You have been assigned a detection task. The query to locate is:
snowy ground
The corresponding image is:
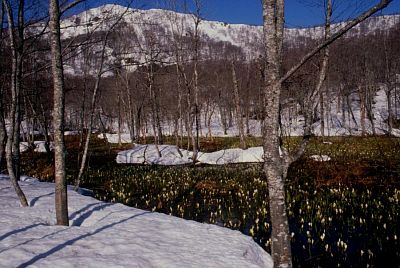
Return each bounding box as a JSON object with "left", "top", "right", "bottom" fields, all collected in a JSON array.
[
  {"left": 117, "top": 144, "right": 331, "bottom": 165},
  {"left": 98, "top": 88, "right": 400, "bottom": 142},
  {"left": 116, "top": 144, "right": 193, "bottom": 165},
  {"left": 0, "top": 176, "right": 272, "bottom": 268}
]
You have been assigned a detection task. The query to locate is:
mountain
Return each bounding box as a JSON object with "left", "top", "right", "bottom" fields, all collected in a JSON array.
[
  {"left": 57, "top": 5, "right": 400, "bottom": 138},
  {"left": 60, "top": 4, "right": 400, "bottom": 57}
]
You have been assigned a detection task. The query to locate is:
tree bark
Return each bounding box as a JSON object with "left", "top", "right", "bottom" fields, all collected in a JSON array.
[
  {"left": 262, "top": 1, "right": 292, "bottom": 267},
  {"left": 231, "top": 61, "right": 246, "bottom": 149},
  {"left": 0, "top": 2, "right": 6, "bottom": 166},
  {"left": 3, "top": 0, "right": 28, "bottom": 207},
  {"left": 49, "top": 0, "right": 68, "bottom": 226},
  {"left": 261, "top": 0, "right": 390, "bottom": 266},
  {"left": 358, "top": 86, "right": 366, "bottom": 136}
]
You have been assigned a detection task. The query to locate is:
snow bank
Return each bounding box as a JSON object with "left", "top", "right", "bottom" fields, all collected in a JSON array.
[
  {"left": 98, "top": 133, "right": 133, "bottom": 143},
  {"left": 116, "top": 145, "right": 265, "bottom": 165},
  {"left": 198, "top": 147, "right": 264, "bottom": 165},
  {"left": 118, "top": 145, "right": 333, "bottom": 165},
  {"left": 117, "top": 144, "right": 193, "bottom": 165},
  {"left": 0, "top": 177, "right": 272, "bottom": 268},
  {"left": 20, "top": 141, "right": 53, "bottom": 153}
]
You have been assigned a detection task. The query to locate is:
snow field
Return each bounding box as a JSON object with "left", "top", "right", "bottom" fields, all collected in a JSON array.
[{"left": 0, "top": 176, "right": 272, "bottom": 267}]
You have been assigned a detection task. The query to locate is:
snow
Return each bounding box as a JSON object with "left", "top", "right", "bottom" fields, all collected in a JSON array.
[
  {"left": 0, "top": 176, "right": 272, "bottom": 268},
  {"left": 64, "top": 131, "right": 80, "bottom": 136},
  {"left": 57, "top": 4, "right": 400, "bottom": 75},
  {"left": 117, "top": 145, "right": 272, "bottom": 165},
  {"left": 95, "top": 87, "right": 400, "bottom": 141},
  {"left": 310, "top": 155, "right": 331, "bottom": 162},
  {"left": 117, "top": 145, "right": 333, "bottom": 165},
  {"left": 198, "top": 147, "right": 264, "bottom": 165},
  {"left": 97, "top": 133, "right": 133, "bottom": 144},
  {"left": 116, "top": 145, "right": 267, "bottom": 165},
  {"left": 117, "top": 144, "right": 193, "bottom": 165},
  {"left": 20, "top": 141, "right": 53, "bottom": 153}
]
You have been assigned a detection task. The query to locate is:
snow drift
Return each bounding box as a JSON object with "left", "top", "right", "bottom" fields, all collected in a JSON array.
[
  {"left": 117, "top": 144, "right": 193, "bottom": 165},
  {"left": 0, "top": 176, "right": 272, "bottom": 268},
  {"left": 116, "top": 144, "right": 331, "bottom": 165}
]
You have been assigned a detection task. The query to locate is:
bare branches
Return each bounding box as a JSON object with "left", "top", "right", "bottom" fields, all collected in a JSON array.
[
  {"left": 279, "top": 0, "right": 393, "bottom": 85},
  {"left": 60, "top": 0, "right": 83, "bottom": 15}
]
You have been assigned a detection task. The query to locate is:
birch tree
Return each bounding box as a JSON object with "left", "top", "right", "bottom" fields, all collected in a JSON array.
[
  {"left": 3, "top": 0, "right": 28, "bottom": 207},
  {"left": 231, "top": 61, "right": 247, "bottom": 149},
  {"left": 49, "top": 0, "right": 68, "bottom": 225},
  {"left": 74, "top": 5, "right": 130, "bottom": 190},
  {"left": 261, "top": 0, "right": 392, "bottom": 266},
  {"left": 0, "top": 1, "right": 6, "bottom": 167}
]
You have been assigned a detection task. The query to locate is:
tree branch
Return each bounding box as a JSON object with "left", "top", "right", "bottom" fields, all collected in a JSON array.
[
  {"left": 279, "top": 0, "right": 393, "bottom": 85},
  {"left": 60, "top": 0, "right": 83, "bottom": 15}
]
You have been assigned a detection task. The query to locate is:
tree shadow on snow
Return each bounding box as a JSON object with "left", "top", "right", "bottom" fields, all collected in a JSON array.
[
  {"left": 17, "top": 211, "right": 151, "bottom": 267},
  {"left": 70, "top": 202, "right": 114, "bottom": 226},
  {"left": 0, "top": 223, "right": 46, "bottom": 241},
  {"left": 29, "top": 192, "right": 54, "bottom": 206}
]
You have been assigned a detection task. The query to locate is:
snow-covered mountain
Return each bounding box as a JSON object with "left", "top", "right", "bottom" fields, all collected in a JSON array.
[{"left": 60, "top": 4, "right": 400, "bottom": 72}]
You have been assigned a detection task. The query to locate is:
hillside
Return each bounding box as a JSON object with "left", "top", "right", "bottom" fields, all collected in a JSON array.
[{"left": 60, "top": 4, "right": 400, "bottom": 70}]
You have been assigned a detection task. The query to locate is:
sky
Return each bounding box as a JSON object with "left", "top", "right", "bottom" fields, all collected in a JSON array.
[{"left": 81, "top": 0, "right": 400, "bottom": 27}]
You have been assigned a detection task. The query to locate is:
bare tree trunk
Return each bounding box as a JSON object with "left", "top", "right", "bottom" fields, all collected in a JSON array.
[
  {"left": 386, "top": 85, "right": 393, "bottom": 134},
  {"left": 191, "top": 1, "right": 201, "bottom": 163},
  {"left": 117, "top": 86, "right": 122, "bottom": 146},
  {"left": 49, "top": 0, "right": 68, "bottom": 226},
  {"left": 366, "top": 85, "right": 377, "bottom": 135},
  {"left": 383, "top": 36, "right": 394, "bottom": 135},
  {"left": 358, "top": 86, "right": 366, "bottom": 136},
  {"left": 320, "top": 91, "right": 325, "bottom": 137},
  {"left": 262, "top": 1, "right": 292, "bottom": 266},
  {"left": 125, "top": 75, "right": 135, "bottom": 143},
  {"left": 231, "top": 61, "right": 246, "bottom": 149},
  {"left": 341, "top": 89, "right": 347, "bottom": 127},
  {"left": 75, "top": 30, "right": 111, "bottom": 190},
  {"left": 155, "top": 89, "right": 163, "bottom": 144},
  {"left": 0, "top": 1, "right": 5, "bottom": 167},
  {"left": 3, "top": 0, "right": 28, "bottom": 207},
  {"left": 0, "top": 89, "right": 6, "bottom": 166},
  {"left": 79, "top": 60, "right": 88, "bottom": 149},
  {"left": 135, "top": 105, "right": 142, "bottom": 141},
  {"left": 346, "top": 94, "right": 358, "bottom": 131},
  {"left": 261, "top": 0, "right": 390, "bottom": 267}
]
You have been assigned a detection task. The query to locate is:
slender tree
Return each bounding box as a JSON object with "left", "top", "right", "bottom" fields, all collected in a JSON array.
[
  {"left": 0, "top": 1, "right": 7, "bottom": 167},
  {"left": 3, "top": 0, "right": 28, "bottom": 207},
  {"left": 49, "top": 0, "right": 68, "bottom": 226},
  {"left": 261, "top": 0, "right": 392, "bottom": 266},
  {"left": 75, "top": 6, "right": 129, "bottom": 190},
  {"left": 231, "top": 61, "right": 247, "bottom": 149}
]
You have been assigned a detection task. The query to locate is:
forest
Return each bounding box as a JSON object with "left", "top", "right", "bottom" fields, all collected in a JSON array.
[{"left": 0, "top": 0, "right": 399, "bottom": 267}]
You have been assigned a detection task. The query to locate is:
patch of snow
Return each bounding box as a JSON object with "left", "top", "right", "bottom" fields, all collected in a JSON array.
[
  {"left": 98, "top": 133, "right": 133, "bottom": 144},
  {"left": 0, "top": 177, "right": 272, "bottom": 268},
  {"left": 19, "top": 175, "right": 40, "bottom": 183},
  {"left": 117, "top": 144, "right": 193, "bottom": 165},
  {"left": 118, "top": 145, "right": 266, "bottom": 165},
  {"left": 198, "top": 147, "right": 264, "bottom": 165},
  {"left": 20, "top": 141, "right": 53, "bottom": 153},
  {"left": 310, "top": 155, "right": 331, "bottom": 162},
  {"left": 65, "top": 130, "right": 79, "bottom": 136}
]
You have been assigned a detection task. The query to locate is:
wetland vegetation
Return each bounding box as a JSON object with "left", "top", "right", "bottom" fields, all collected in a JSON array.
[{"left": 20, "top": 135, "right": 400, "bottom": 267}]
